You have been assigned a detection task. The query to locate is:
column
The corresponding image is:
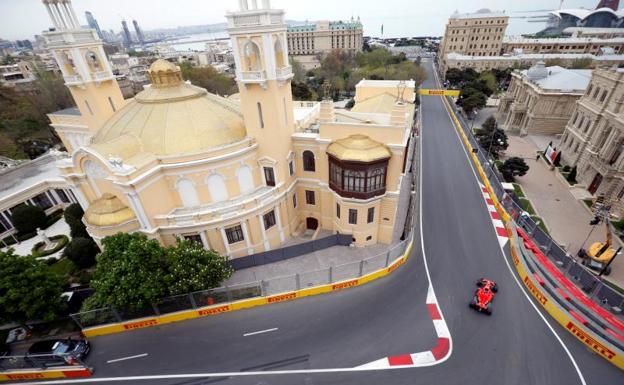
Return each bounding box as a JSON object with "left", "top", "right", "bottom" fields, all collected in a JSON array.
[
  {"left": 59, "top": 2, "right": 74, "bottom": 29},
  {"left": 51, "top": 3, "right": 67, "bottom": 29},
  {"left": 251, "top": 0, "right": 258, "bottom": 9},
  {"left": 257, "top": 214, "right": 270, "bottom": 251},
  {"left": 274, "top": 203, "right": 285, "bottom": 242},
  {"left": 50, "top": 189, "right": 63, "bottom": 205},
  {"left": 0, "top": 211, "right": 13, "bottom": 228},
  {"left": 199, "top": 231, "right": 210, "bottom": 250},
  {"left": 262, "top": 0, "right": 271, "bottom": 8},
  {"left": 239, "top": 0, "right": 248, "bottom": 10},
  {"left": 66, "top": 1, "right": 81, "bottom": 28},
  {"left": 240, "top": 220, "right": 254, "bottom": 254},
  {"left": 44, "top": 3, "right": 60, "bottom": 29},
  {"left": 45, "top": 191, "right": 58, "bottom": 206},
  {"left": 219, "top": 227, "right": 231, "bottom": 256},
  {"left": 125, "top": 192, "right": 152, "bottom": 230}
]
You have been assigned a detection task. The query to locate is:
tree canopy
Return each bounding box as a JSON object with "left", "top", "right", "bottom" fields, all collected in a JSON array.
[
  {"left": 499, "top": 157, "right": 530, "bottom": 182},
  {"left": 10, "top": 204, "right": 47, "bottom": 235},
  {"left": 179, "top": 62, "right": 238, "bottom": 96},
  {"left": 0, "top": 250, "right": 66, "bottom": 323},
  {"left": 475, "top": 116, "right": 509, "bottom": 159}
]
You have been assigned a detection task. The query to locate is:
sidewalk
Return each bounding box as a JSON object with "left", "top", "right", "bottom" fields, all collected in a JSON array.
[{"left": 503, "top": 135, "right": 624, "bottom": 288}]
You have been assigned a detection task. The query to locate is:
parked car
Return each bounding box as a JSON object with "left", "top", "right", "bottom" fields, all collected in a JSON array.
[{"left": 26, "top": 338, "right": 90, "bottom": 366}]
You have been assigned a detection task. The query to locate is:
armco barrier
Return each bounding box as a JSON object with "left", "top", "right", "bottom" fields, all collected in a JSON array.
[
  {"left": 438, "top": 92, "right": 624, "bottom": 369},
  {"left": 0, "top": 367, "right": 91, "bottom": 382},
  {"left": 80, "top": 238, "right": 414, "bottom": 338}
]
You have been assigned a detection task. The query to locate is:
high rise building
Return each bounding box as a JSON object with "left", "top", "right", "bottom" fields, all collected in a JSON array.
[
  {"left": 437, "top": 9, "right": 509, "bottom": 72},
  {"left": 133, "top": 19, "right": 145, "bottom": 45},
  {"left": 121, "top": 20, "right": 133, "bottom": 46},
  {"left": 85, "top": 11, "right": 103, "bottom": 40}
]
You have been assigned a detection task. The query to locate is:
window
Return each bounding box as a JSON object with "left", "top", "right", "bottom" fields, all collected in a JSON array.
[
  {"left": 182, "top": 234, "right": 203, "bottom": 246},
  {"left": 348, "top": 209, "right": 357, "bottom": 224},
  {"left": 336, "top": 203, "right": 341, "bottom": 218},
  {"left": 292, "top": 193, "right": 297, "bottom": 208},
  {"left": 0, "top": 213, "right": 11, "bottom": 233},
  {"left": 263, "top": 210, "right": 276, "bottom": 229},
  {"left": 600, "top": 90, "right": 608, "bottom": 103},
  {"left": 303, "top": 150, "right": 316, "bottom": 171},
  {"left": 257, "top": 102, "right": 264, "bottom": 128},
  {"left": 225, "top": 225, "right": 244, "bottom": 244},
  {"left": 108, "top": 96, "right": 116, "bottom": 112},
  {"left": 207, "top": 174, "right": 228, "bottom": 202},
  {"left": 367, "top": 207, "right": 375, "bottom": 223},
  {"left": 305, "top": 190, "right": 315, "bottom": 205},
  {"left": 177, "top": 178, "right": 200, "bottom": 207},
  {"left": 32, "top": 193, "right": 53, "bottom": 210},
  {"left": 289, "top": 160, "right": 294, "bottom": 176},
  {"left": 263, "top": 167, "right": 275, "bottom": 186},
  {"left": 55, "top": 189, "right": 70, "bottom": 203}
]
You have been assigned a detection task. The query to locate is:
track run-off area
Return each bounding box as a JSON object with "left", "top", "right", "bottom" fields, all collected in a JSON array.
[{"left": 12, "top": 60, "right": 623, "bottom": 385}]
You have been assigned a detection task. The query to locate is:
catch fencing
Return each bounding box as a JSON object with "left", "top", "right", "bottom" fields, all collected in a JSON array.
[{"left": 451, "top": 100, "right": 624, "bottom": 315}]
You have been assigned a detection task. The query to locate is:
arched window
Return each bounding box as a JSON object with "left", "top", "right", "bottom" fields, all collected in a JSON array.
[
  {"left": 243, "top": 41, "right": 262, "bottom": 72},
  {"left": 274, "top": 38, "right": 286, "bottom": 68},
  {"left": 207, "top": 174, "right": 228, "bottom": 202},
  {"left": 85, "top": 50, "right": 101, "bottom": 72},
  {"left": 177, "top": 179, "right": 200, "bottom": 208},
  {"left": 237, "top": 165, "right": 254, "bottom": 194},
  {"left": 303, "top": 150, "right": 315, "bottom": 172}
]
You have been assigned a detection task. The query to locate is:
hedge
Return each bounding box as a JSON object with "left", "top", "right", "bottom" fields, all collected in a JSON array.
[{"left": 31, "top": 234, "right": 69, "bottom": 258}]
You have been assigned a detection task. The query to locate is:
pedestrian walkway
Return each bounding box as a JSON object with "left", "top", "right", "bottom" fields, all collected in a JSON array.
[{"left": 503, "top": 135, "right": 624, "bottom": 288}]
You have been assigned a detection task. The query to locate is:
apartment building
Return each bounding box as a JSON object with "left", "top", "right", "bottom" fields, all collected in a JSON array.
[
  {"left": 287, "top": 18, "right": 363, "bottom": 69},
  {"left": 558, "top": 67, "right": 624, "bottom": 217},
  {"left": 437, "top": 9, "right": 509, "bottom": 72}
]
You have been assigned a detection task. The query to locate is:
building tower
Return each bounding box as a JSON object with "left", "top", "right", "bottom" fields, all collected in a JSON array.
[
  {"left": 121, "top": 19, "right": 133, "bottom": 46},
  {"left": 133, "top": 19, "right": 145, "bottom": 45},
  {"left": 41, "top": 0, "right": 126, "bottom": 138},
  {"left": 85, "top": 11, "right": 103, "bottom": 40},
  {"left": 226, "top": 0, "right": 295, "bottom": 183}
]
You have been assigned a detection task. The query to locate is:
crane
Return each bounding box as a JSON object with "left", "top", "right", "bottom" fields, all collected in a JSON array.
[{"left": 578, "top": 203, "right": 621, "bottom": 276}]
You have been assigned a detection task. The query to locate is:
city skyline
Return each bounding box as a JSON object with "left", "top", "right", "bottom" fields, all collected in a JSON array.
[{"left": 0, "top": 0, "right": 601, "bottom": 41}]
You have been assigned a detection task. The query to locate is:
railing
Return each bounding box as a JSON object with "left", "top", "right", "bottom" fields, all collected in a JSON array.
[
  {"left": 239, "top": 70, "right": 266, "bottom": 82},
  {"left": 450, "top": 99, "right": 624, "bottom": 316},
  {"left": 70, "top": 234, "right": 414, "bottom": 330},
  {"left": 226, "top": 11, "right": 284, "bottom": 28},
  {"left": 62, "top": 74, "right": 82, "bottom": 85},
  {"left": 276, "top": 66, "right": 293, "bottom": 79},
  {"left": 92, "top": 70, "right": 112, "bottom": 81},
  {"left": 0, "top": 353, "right": 88, "bottom": 372}
]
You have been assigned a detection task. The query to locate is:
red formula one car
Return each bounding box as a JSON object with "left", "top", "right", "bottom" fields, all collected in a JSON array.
[{"left": 469, "top": 278, "right": 498, "bottom": 315}]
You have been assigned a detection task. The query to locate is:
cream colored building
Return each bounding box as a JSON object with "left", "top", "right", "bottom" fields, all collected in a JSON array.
[
  {"left": 437, "top": 9, "right": 509, "bottom": 72},
  {"left": 440, "top": 51, "right": 624, "bottom": 74},
  {"left": 497, "top": 62, "right": 591, "bottom": 135},
  {"left": 287, "top": 18, "right": 363, "bottom": 70},
  {"left": 558, "top": 67, "right": 624, "bottom": 218},
  {"left": 43, "top": 0, "right": 415, "bottom": 259},
  {"left": 501, "top": 36, "right": 624, "bottom": 55}
]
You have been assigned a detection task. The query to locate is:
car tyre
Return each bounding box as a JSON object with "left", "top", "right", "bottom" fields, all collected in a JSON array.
[{"left": 492, "top": 284, "right": 498, "bottom": 293}]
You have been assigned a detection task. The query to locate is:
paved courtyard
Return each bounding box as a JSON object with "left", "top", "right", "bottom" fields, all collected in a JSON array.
[
  {"left": 0, "top": 219, "right": 70, "bottom": 259},
  {"left": 503, "top": 135, "right": 624, "bottom": 288}
]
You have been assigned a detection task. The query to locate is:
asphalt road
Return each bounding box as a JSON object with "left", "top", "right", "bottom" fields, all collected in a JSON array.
[{"left": 27, "top": 60, "right": 622, "bottom": 385}]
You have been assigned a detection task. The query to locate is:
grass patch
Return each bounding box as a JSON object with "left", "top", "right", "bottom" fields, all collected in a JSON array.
[
  {"left": 512, "top": 183, "right": 525, "bottom": 198},
  {"left": 613, "top": 219, "right": 624, "bottom": 233},
  {"left": 49, "top": 257, "right": 76, "bottom": 277},
  {"left": 520, "top": 198, "right": 536, "bottom": 216},
  {"left": 530, "top": 215, "right": 550, "bottom": 235}
]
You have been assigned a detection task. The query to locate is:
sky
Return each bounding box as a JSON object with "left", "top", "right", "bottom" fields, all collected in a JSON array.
[{"left": 0, "top": 0, "right": 605, "bottom": 41}]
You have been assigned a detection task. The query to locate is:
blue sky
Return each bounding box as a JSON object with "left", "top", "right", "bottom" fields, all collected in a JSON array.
[{"left": 0, "top": 0, "right": 604, "bottom": 40}]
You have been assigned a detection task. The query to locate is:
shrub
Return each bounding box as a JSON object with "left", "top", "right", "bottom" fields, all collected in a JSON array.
[
  {"left": 10, "top": 205, "right": 47, "bottom": 235},
  {"left": 498, "top": 157, "right": 530, "bottom": 182},
  {"left": 566, "top": 166, "right": 577, "bottom": 184},
  {"left": 64, "top": 204, "right": 90, "bottom": 239},
  {"left": 42, "top": 209, "right": 64, "bottom": 229},
  {"left": 345, "top": 98, "right": 355, "bottom": 109},
  {"left": 31, "top": 235, "right": 69, "bottom": 258},
  {"left": 63, "top": 237, "right": 99, "bottom": 269},
  {"left": 562, "top": 165, "right": 571, "bottom": 173},
  {"left": 16, "top": 232, "right": 37, "bottom": 242}
]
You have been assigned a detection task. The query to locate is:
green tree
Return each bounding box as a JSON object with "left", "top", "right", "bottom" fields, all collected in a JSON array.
[
  {"left": 64, "top": 203, "right": 90, "bottom": 239},
  {"left": 457, "top": 88, "right": 487, "bottom": 115},
  {"left": 499, "top": 157, "right": 530, "bottom": 182},
  {"left": 10, "top": 204, "right": 47, "bottom": 235},
  {"left": 478, "top": 71, "right": 497, "bottom": 95},
  {"left": 63, "top": 237, "right": 100, "bottom": 269},
  {"left": 289, "top": 57, "right": 306, "bottom": 83},
  {"left": 445, "top": 68, "right": 464, "bottom": 86},
  {"left": 0, "top": 250, "right": 66, "bottom": 323},
  {"left": 179, "top": 62, "right": 238, "bottom": 96},
  {"left": 164, "top": 239, "right": 232, "bottom": 296},
  {"left": 87, "top": 233, "right": 167, "bottom": 312},
  {"left": 476, "top": 118, "right": 508, "bottom": 159},
  {"left": 291, "top": 81, "right": 316, "bottom": 100}
]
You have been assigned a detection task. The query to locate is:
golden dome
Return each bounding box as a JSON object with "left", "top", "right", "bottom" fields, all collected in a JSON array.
[
  {"left": 91, "top": 76, "right": 246, "bottom": 160},
  {"left": 148, "top": 59, "right": 183, "bottom": 88},
  {"left": 84, "top": 193, "right": 137, "bottom": 227},
  {"left": 149, "top": 59, "right": 178, "bottom": 73},
  {"left": 326, "top": 134, "right": 392, "bottom": 162}
]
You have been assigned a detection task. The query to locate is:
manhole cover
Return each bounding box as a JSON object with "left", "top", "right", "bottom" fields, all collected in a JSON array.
[{"left": 555, "top": 198, "right": 560, "bottom": 202}]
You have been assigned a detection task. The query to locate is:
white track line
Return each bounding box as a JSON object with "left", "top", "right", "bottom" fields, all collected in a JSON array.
[
  {"left": 106, "top": 353, "right": 148, "bottom": 364},
  {"left": 243, "top": 327, "right": 278, "bottom": 337},
  {"left": 433, "top": 67, "right": 586, "bottom": 385}
]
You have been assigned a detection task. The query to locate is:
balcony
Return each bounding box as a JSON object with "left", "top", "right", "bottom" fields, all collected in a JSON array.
[
  {"left": 92, "top": 70, "right": 114, "bottom": 82},
  {"left": 276, "top": 66, "right": 293, "bottom": 80},
  {"left": 238, "top": 70, "right": 267, "bottom": 84},
  {"left": 63, "top": 74, "right": 83, "bottom": 86},
  {"left": 226, "top": 9, "right": 285, "bottom": 28}
]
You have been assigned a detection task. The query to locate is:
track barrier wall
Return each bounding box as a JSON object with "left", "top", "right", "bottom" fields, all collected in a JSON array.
[
  {"left": 439, "top": 91, "right": 624, "bottom": 370},
  {"left": 0, "top": 367, "right": 91, "bottom": 382}
]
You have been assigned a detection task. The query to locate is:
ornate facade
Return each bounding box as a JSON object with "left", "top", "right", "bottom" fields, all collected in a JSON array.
[
  {"left": 43, "top": 0, "right": 415, "bottom": 259},
  {"left": 497, "top": 62, "right": 591, "bottom": 135},
  {"left": 559, "top": 67, "right": 624, "bottom": 218}
]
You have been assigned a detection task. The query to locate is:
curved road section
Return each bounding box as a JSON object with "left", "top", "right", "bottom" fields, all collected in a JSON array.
[{"left": 16, "top": 61, "right": 623, "bottom": 385}]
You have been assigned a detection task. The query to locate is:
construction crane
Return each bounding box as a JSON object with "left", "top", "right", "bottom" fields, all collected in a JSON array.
[{"left": 578, "top": 202, "right": 621, "bottom": 276}]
